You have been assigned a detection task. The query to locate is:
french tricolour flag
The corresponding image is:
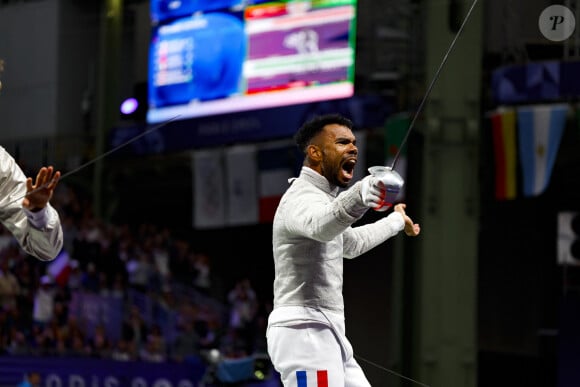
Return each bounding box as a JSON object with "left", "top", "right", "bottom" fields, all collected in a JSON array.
[
  {"left": 257, "top": 144, "right": 297, "bottom": 223},
  {"left": 47, "top": 250, "right": 71, "bottom": 287},
  {"left": 296, "top": 370, "right": 328, "bottom": 387}
]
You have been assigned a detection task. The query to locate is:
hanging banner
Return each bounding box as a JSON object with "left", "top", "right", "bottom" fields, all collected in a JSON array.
[
  {"left": 517, "top": 103, "right": 568, "bottom": 197},
  {"left": 225, "top": 144, "right": 259, "bottom": 226},
  {"left": 193, "top": 149, "right": 226, "bottom": 229},
  {"left": 489, "top": 108, "right": 518, "bottom": 200}
]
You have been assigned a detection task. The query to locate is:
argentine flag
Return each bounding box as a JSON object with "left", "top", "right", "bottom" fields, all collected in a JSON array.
[{"left": 517, "top": 103, "right": 568, "bottom": 197}]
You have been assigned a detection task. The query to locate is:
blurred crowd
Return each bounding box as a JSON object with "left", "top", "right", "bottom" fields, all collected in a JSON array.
[{"left": 0, "top": 180, "right": 271, "bottom": 364}]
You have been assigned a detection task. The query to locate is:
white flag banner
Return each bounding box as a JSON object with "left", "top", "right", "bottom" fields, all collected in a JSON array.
[
  {"left": 225, "top": 144, "right": 258, "bottom": 225},
  {"left": 192, "top": 149, "right": 226, "bottom": 229}
]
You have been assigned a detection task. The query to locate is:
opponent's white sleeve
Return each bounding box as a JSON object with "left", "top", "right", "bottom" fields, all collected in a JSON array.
[{"left": 0, "top": 147, "right": 63, "bottom": 261}]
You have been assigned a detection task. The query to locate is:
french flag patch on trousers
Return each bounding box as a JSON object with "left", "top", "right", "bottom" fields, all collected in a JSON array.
[{"left": 296, "top": 370, "right": 328, "bottom": 387}]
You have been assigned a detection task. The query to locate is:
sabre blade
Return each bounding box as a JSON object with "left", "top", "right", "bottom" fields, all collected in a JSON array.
[
  {"left": 390, "top": 0, "right": 479, "bottom": 170},
  {"left": 7, "top": 115, "right": 180, "bottom": 206},
  {"left": 368, "top": 0, "right": 479, "bottom": 213}
]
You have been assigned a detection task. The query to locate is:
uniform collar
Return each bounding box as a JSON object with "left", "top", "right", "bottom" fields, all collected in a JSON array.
[{"left": 299, "top": 166, "right": 339, "bottom": 196}]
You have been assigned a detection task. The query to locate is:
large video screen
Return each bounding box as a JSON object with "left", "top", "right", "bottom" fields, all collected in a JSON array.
[{"left": 147, "top": 0, "right": 358, "bottom": 124}]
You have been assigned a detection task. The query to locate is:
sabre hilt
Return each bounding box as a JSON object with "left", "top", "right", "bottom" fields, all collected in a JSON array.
[{"left": 368, "top": 166, "right": 404, "bottom": 212}]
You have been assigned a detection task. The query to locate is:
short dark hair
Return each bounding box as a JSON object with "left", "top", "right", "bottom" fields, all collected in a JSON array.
[{"left": 294, "top": 114, "right": 353, "bottom": 153}]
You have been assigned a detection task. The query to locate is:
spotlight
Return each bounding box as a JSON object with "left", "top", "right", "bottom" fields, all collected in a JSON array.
[
  {"left": 119, "top": 82, "right": 148, "bottom": 122},
  {"left": 120, "top": 97, "right": 139, "bottom": 115}
]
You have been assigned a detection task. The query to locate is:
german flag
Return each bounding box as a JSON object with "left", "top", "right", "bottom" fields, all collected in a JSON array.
[{"left": 490, "top": 108, "right": 518, "bottom": 200}]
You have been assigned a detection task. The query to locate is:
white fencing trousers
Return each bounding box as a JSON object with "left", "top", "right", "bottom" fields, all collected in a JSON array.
[{"left": 267, "top": 321, "right": 371, "bottom": 387}]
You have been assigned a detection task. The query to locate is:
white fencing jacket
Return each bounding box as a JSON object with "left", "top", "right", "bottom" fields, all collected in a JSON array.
[
  {"left": 269, "top": 166, "right": 404, "bottom": 331},
  {"left": 0, "top": 146, "right": 63, "bottom": 261}
]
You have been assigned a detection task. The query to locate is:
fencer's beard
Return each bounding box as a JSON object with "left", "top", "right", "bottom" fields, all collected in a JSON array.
[{"left": 321, "top": 157, "right": 348, "bottom": 188}]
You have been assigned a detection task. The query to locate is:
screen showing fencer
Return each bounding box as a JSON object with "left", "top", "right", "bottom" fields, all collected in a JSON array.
[{"left": 147, "top": 0, "right": 358, "bottom": 124}]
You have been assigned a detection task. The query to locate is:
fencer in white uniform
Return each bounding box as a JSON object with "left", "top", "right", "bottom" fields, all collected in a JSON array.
[
  {"left": 0, "top": 146, "right": 63, "bottom": 261},
  {"left": 267, "top": 114, "right": 420, "bottom": 387}
]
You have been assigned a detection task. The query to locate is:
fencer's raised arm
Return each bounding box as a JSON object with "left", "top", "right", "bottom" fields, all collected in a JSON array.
[{"left": 0, "top": 146, "right": 63, "bottom": 261}]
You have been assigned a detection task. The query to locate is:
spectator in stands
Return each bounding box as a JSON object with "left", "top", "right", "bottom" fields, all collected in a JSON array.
[
  {"left": 140, "top": 324, "right": 166, "bottom": 363},
  {"left": 32, "top": 275, "right": 56, "bottom": 328},
  {"left": 156, "top": 284, "right": 176, "bottom": 312},
  {"left": 0, "top": 259, "right": 20, "bottom": 312},
  {"left": 151, "top": 229, "right": 171, "bottom": 284},
  {"left": 17, "top": 371, "right": 41, "bottom": 387},
  {"left": 30, "top": 323, "right": 56, "bottom": 356},
  {"left": 59, "top": 314, "right": 83, "bottom": 350},
  {"left": 68, "top": 329, "right": 90, "bottom": 357},
  {"left": 227, "top": 278, "right": 258, "bottom": 354},
  {"left": 110, "top": 338, "right": 134, "bottom": 361},
  {"left": 170, "top": 320, "right": 201, "bottom": 363},
  {"left": 97, "top": 271, "right": 111, "bottom": 297},
  {"left": 0, "top": 225, "right": 13, "bottom": 252},
  {"left": 54, "top": 331, "right": 68, "bottom": 357},
  {"left": 146, "top": 323, "right": 166, "bottom": 356},
  {"left": 250, "top": 300, "right": 271, "bottom": 354},
  {"left": 6, "top": 326, "right": 29, "bottom": 355},
  {"left": 81, "top": 262, "right": 100, "bottom": 293},
  {"left": 0, "top": 146, "right": 63, "bottom": 261},
  {"left": 219, "top": 326, "right": 249, "bottom": 359},
  {"left": 73, "top": 217, "right": 103, "bottom": 263},
  {"left": 87, "top": 324, "right": 112, "bottom": 358},
  {"left": 109, "top": 272, "right": 127, "bottom": 299},
  {"left": 192, "top": 252, "right": 212, "bottom": 295},
  {"left": 60, "top": 213, "right": 78, "bottom": 255},
  {"left": 121, "top": 305, "right": 149, "bottom": 352},
  {"left": 52, "top": 294, "right": 69, "bottom": 328},
  {"left": 198, "top": 313, "right": 222, "bottom": 350},
  {"left": 126, "top": 252, "right": 152, "bottom": 293},
  {"left": 66, "top": 259, "right": 82, "bottom": 291},
  {"left": 140, "top": 338, "right": 166, "bottom": 363},
  {"left": 0, "top": 307, "right": 10, "bottom": 352},
  {"left": 168, "top": 238, "right": 193, "bottom": 285},
  {"left": 175, "top": 299, "right": 199, "bottom": 327},
  {"left": 227, "top": 278, "right": 257, "bottom": 330},
  {"left": 0, "top": 179, "right": 241, "bottom": 364}
]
